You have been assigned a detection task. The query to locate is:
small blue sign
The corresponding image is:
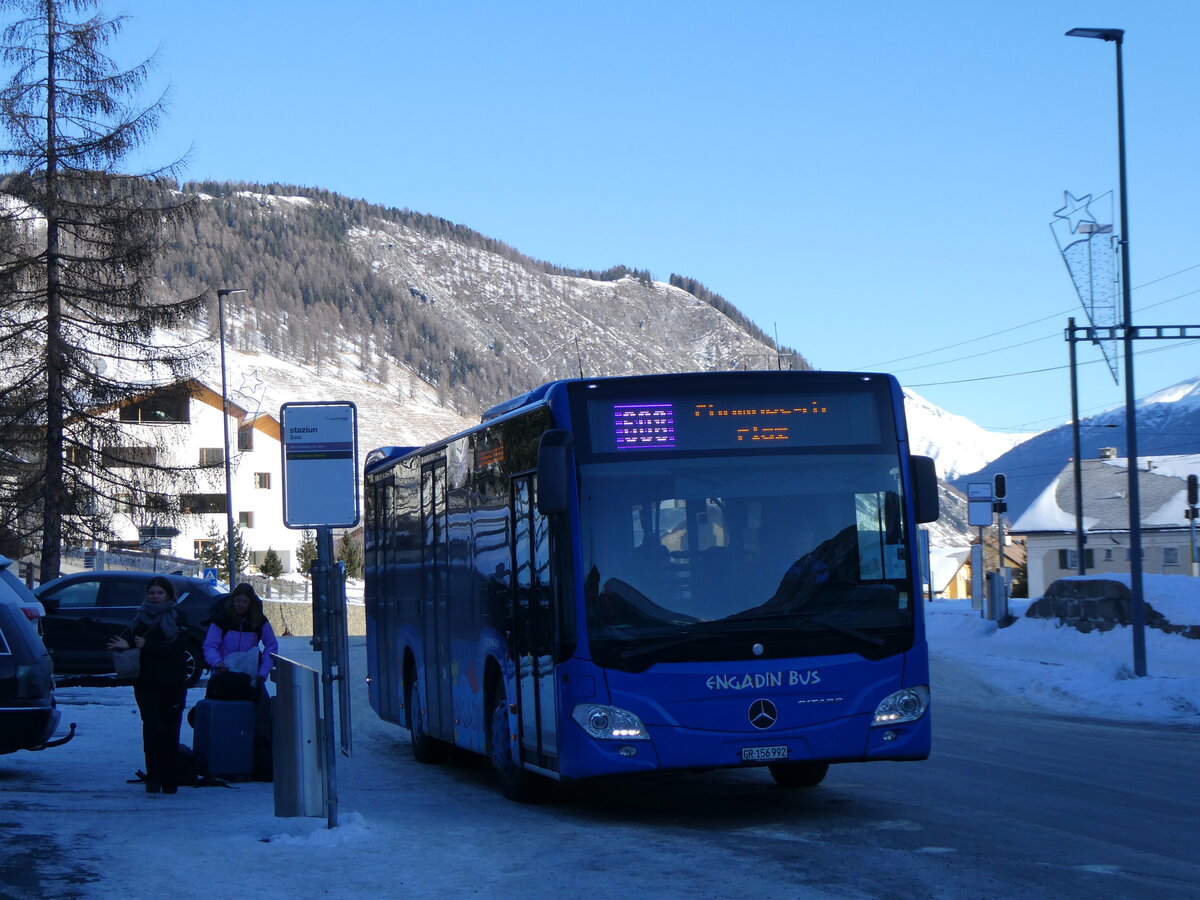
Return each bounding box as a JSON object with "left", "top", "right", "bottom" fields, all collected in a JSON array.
[{"left": 203, "top": 568, "right": 219, "bottom": 585}]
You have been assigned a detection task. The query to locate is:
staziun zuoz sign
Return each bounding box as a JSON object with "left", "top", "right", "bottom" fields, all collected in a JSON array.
[
  {"left": 706, "top": 669, "right": 822, "bottom": 690},
  {"left": 280, "top": 401, "right": 359, "bottom": 529}
]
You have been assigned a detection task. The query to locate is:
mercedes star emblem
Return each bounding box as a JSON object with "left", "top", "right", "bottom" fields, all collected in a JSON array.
[{"left": 748, "top": 698, "right": 778, "bottom": 730}]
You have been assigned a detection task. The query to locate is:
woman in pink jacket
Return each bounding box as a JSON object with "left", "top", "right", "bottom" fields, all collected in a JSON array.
[
  {"left": 203, "top": 582, "right": 279, "bottom": 687},
  {"left": 201, "top": 582, "right": 279, "bottom": 781}
]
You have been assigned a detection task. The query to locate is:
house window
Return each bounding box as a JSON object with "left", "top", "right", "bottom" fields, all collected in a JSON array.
[
  {"left": 179, "top": 493, "right": 227, "bottom": 514},
  {"left": 119, "top": 389, "right": 190, "bottom": 423},
  {"left": 194, "top": 539, "right": 215, "bottom": 559},
  {"left": 101, "top": 446, "right": 157, "bottom": 468},
  {"left": 239, "top": 511, "right": 255, "bottom": 528},
  {"left": 64, "top": 446, "right": 90, "bottom": 466},
  {"left": 1163, "top": 547, "right": 1180, "bottom": 566},
  {"left": 198, "top": 447, "right": 225, "bottom": 467},
  {"left": 254, "top": 472, "right": 271, "bottom": 489},
  {"left": 238, "top": 426, "right": 254, "bottom": 451},
  {"left": 1104, "top": 548, "right": 1114, "bottom": 561},
  {"left": 1057, "top": 549, "right": 1094, "bottom": 570}
]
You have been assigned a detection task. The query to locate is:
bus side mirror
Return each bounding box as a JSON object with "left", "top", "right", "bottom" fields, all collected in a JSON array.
[
  {"left": 537, "top": 429, "right": 574, "bottom": 515},
  {"left": 911, "top": 455, "right": 940, "bottom": 524}
]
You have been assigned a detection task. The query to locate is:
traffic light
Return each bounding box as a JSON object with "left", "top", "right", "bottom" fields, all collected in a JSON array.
[
  {"left": 1188, "top": 474, "right": 1198, "bottom": 507},
  {"left": 993, "top": 473, "right": 1007, "bottom": 501}
]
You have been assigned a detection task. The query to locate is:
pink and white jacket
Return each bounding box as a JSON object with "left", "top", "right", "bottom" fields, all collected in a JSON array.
[{"left": 202, "top": 617, "right": 279, "bottom": 681}]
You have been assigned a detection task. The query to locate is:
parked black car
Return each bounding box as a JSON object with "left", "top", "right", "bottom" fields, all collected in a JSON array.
[
  {"left": 0, "top": 556, "right": 63, "bottom": 754},
  {"left": 34, "top": 570, "right": 227, "bottom": 688}
]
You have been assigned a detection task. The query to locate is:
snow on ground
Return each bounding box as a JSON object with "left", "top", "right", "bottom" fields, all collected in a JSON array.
[
  {"left": 2, "top": 576, "right": 1196, "bottom": 899},
  {"left": 927, "top": 574, "right": 1199, "bottom": 724}
]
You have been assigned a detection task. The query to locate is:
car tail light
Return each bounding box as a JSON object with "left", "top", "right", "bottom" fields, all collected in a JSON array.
[{"left": 16, "top": 664, "right": 51, "bottom": 698}]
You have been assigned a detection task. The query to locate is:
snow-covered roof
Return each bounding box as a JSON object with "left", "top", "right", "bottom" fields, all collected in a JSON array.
[
  {"left": 928, "top": 546, "right": 970, "bottom": 592},
  {"left": 1011, "top": 453, "right": 1200, "bottom": 533}
]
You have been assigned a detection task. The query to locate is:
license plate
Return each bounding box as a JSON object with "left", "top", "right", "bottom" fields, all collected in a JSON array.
[{"left": 741, "top": 745, "right": 788, "bottom": 762}]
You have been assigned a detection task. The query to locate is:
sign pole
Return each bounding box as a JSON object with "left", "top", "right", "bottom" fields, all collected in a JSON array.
[
  {"left": 1191, "top": 510, "right": 1198, "bottom": 577},
  {"left": 966, "top": 482, "right": 994, "bottom": 613},
  {"left": 280, "top": 401, "right": 359, "bottom": 830},
  {"left": 313, "top": 526, "right": 339, "bottom": 829}
]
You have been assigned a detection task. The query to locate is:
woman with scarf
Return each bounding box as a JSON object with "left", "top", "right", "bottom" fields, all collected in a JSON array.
[{"left": 107, "top": 575, "right": 189, "bottom": 794}]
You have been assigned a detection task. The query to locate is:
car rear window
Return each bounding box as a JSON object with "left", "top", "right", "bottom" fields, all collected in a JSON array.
[
  {"left": 0, "top": 605, "right": 41, "bottom": 658},
  {"left": 0, "top": 567, "right": 37, "bottom": 604}
]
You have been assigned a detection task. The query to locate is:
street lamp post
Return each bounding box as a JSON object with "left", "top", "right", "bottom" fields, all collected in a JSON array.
[
  {"left": 217, "top": 288, "right": 247, "bottom": 586},
  {"left": 1066, "top": 27, "right": 1147, "bottom": 676}
]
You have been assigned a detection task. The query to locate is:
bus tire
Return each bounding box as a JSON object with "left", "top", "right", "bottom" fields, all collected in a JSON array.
[
  {"left": 489, "top": 685, "right": 540, "bottom": 803},
  {"left": 406, "top": 673, "right": 447, "bottom": 764},
  {"left": 768, "top": 761, "right": 829, "bottom": 788}
]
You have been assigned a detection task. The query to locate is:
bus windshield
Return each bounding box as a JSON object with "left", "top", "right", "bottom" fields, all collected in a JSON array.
[{"left": 580, "top": 452, "right": 916, "bottom": 670}]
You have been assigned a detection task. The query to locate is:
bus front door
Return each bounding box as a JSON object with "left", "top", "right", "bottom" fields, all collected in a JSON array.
[{"left": 512, "top": 476, "right": 559, "bottom": 773}]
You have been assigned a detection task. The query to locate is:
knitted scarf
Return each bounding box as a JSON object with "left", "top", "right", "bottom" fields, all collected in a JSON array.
[{"left": 137, "top": 597, "right": 180, "bottom": 641}]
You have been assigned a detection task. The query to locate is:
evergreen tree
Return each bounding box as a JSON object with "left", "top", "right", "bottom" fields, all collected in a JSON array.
[
  {"left": 0, "top": 0, "right": 206, "bottom": 581},
  {"left": 198, "top": 521, "right": 250, "bottom": 584},
  {"left": 198, "top": 523, "right": 224, "bottom": 575},
  {"left": 336, "top": 530, "right": 363, "bottom": 580},
  {"left": 296, "top": 529, "right": 317, "bottom": 578},
  {"left": 227, "top": 523, "right": 251, "bottom": 584},
  {"left": 259, "top": 546, "right": 283, "bottom": 579}
]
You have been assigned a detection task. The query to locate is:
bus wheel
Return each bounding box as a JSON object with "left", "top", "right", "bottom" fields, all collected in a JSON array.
[
  {"left": 406, "top": 673, "right": 447, "bottom": 764},
  {"left": 489, "top": 686, "right": 540, "bottom": 803},
  {"left": 768, "top": 761, "right": 829, "bottom": 788}
]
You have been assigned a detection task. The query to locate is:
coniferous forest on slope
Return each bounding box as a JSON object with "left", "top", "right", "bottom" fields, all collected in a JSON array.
[{"left": 159, "top": 181, "right": 804, "bottom": 415}]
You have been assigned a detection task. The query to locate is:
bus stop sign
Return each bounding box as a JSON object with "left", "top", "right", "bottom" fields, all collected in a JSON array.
[
  {"left": 967, "top": 482, "right": 994, "bottom": 527},
  {"left": 280, "top": 401, "right": 360, "bottom": 529}
]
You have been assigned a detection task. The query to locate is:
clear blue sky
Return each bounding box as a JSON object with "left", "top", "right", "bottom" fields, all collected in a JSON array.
[{"left": 97, "top": 0, "right": 1200, "bottom": 434}]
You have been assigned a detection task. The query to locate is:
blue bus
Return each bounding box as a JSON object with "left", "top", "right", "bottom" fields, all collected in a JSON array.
[{"left": 364, "top": 371, "right": 939, "bottom": 800}]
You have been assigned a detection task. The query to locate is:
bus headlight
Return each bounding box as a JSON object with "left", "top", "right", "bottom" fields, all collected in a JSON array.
[
  {"left": 572, "top": 704, "right": 650, "bottom": 741},
  {"left": 871, "top": 685, "right": 929, "bottom": 726}
]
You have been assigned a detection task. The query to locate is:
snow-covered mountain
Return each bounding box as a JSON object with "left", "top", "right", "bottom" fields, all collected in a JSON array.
[{"left": 902, "top": 388, "right": 1036, "bottom": 481}]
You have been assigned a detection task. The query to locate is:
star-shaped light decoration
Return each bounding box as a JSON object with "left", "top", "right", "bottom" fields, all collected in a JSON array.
[
  {"left": 231, "top": 367, "right": 267, "bottom": 416},
  {"left": 1053, "top": 190, "right": 1101, "bottom": 235}
]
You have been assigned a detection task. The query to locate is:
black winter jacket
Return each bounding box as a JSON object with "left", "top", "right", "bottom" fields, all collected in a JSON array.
[{"left": 117, "top": 610, "right": 190, "bottom": 688}]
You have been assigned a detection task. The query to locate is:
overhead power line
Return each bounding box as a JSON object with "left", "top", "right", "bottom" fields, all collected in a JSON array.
[
  {"left": 907, "top": 338, "right": 1200, "bottom": 388},
  {"left": 856, "top": 262, "right": 1200, "bottom": 371}
]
